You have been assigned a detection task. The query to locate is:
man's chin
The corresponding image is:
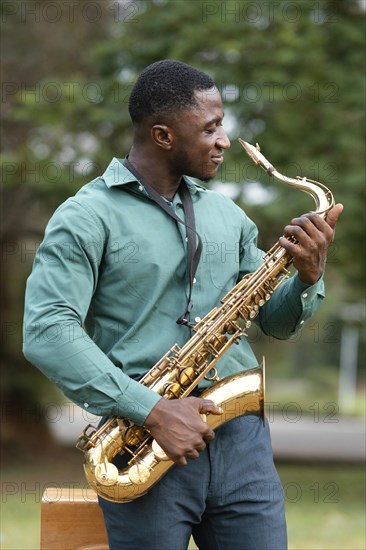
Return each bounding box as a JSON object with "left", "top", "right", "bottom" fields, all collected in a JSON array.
[
  {"left": 199, "top": 167, "right": 217, "bottom": 182},
  {"left": 185, "top": 172, "right": 214, "bottom": 183},
  {"left": 185, "top": 166, "right": 217, "bottom": 183},
  {"left": 200, "top": 175, "right": 214, "bottom": 183}
]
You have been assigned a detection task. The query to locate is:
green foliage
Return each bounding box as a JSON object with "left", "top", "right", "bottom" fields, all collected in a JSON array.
[
  {"left": 1, "top": 0, "right": 365, "bottom": 406},
  {"left": 2, "top": 0, "right": 365, "bottom": 294}
]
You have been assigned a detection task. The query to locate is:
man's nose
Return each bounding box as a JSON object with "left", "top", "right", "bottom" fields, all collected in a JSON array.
[{"left": 217, "top": 127, "right": 231, "bottom": 149}]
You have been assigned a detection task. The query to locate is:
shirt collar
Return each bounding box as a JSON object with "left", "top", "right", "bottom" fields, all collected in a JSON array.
[{"left": 102, "top": 157, "right": 206, "bottom": 195}]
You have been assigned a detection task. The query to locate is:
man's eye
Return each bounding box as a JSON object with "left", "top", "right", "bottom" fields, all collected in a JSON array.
[{"left": 205, "top": 122, "right": 223, "bottom": 134}]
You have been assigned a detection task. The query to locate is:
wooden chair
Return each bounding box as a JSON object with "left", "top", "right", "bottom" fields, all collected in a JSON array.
[{"left": 41, "top": 487, "right": 109, "bottom": 550}]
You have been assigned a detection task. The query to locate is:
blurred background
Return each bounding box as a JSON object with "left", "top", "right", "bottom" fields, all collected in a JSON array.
[{"left": 1, "top": 0, "right": 365, "bottom": 548}]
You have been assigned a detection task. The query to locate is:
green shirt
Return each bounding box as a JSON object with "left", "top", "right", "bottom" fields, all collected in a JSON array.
[{"left": 23, "top": 158, "right": 325, "bottom": 425}]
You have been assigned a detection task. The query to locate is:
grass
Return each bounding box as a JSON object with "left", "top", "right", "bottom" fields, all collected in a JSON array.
[
  {"left": 1, "top": 441, "right": 365, "bottom": 550},
  {"left": 1, "top": 442, "right": 85, "bottom": 550},
  {"left": 277, "top": 463, "right": 365, "bottom": 550}
]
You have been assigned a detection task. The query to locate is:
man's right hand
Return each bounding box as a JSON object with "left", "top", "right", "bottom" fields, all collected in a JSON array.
[{"left": 144, "top": 397, "right": 223, "bottom": 465}]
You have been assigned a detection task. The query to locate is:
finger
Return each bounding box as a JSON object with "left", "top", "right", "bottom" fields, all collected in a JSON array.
[
  {"left": 278, "top": 236, "right": 298, "bottom": 256},
  {"left": 293, "top": 205, "right": 343, "bottom": 242},
  {"left": 296, "top": 212, "right": 329, "bottom": 232},
  {"left": 195, "top": 442, "right": 207, "bottom": 453},
  {"left": 186, "top": 449, "right": 200, "bottom": 460},
  {"left": 173, "top": 456, "right": 187, "bottom": 467},
  {"left": 281, "top": 224, "right": 316, "bottom": 250},
  {"left": 198, "top": 399, "right": 224, "bottom": 415},
  {"left": 202, "top": 429, "right": 216, "bottom": 443},
  {"left": 284, "top": 214, "right": 329, "bottom": 241},
  {"left": 325, "top": 203, "right": 343, "bottom": 230},
  {"left": 283, "top": 221, "right": 316, "bottom": 242}
]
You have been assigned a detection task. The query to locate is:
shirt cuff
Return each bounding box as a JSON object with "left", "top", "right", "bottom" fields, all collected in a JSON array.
[
  {"left": 115, "top": 379, "right": 162, "bottom": 426},
  {"left": 291, "top": 273, "right": 325, "bottom": 329}
]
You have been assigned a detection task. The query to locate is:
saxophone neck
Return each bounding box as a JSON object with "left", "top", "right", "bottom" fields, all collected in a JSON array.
[{"left": 238, "top": 139, "right": 335, "bottom": 218}]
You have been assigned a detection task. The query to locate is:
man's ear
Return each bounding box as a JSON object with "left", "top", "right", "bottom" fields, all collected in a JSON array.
[{"left": 151, "top": 125, "right": 174, "bottom": 150}]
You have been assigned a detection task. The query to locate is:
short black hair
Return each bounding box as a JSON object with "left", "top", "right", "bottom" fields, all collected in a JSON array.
[{"left": 128, "top": 60, "right": 216, "bottom": 123}]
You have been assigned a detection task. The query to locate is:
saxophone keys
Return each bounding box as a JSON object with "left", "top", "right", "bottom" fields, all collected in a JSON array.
[
  {"left": 164, "top": 382, "right": 182, "bottom": 399},
  {"left": 95, "top": 462, "right": 119, "bottom": 486},
  {"left": 208, "top": 334, "right": 228, "bottom": 352},
  {"left": 192, "top": 349, "right": 210, "bottom": 367},
  {"left": 128, "top": 463, "right": 151, "bottom": 485},
  {"left": 152, "top": 439, "right": 170, "bottom": 461},
  {"left": 124, "top": 426, "right": 146, "bottom": 446},
  {"left": 204, "top": 367, "right": 220, "bottom": 382},
  {"left": 179, "top": 366, "right": 196, "bottom": 386}
]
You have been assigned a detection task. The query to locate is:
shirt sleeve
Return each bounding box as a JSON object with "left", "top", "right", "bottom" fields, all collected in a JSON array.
[
  {"left": 237, "top": 210, "right": 325, "bottom": 340},
  {"left": 257, "top": 274, "right": 325, "bottom": 339},
  {"left": 22, "top": 199, "right": 161, "bottom": 425}
]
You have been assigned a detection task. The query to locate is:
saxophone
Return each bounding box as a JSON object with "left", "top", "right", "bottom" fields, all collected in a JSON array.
[{"left": 76, "top": 140, "right": 335, "bottom": 503}]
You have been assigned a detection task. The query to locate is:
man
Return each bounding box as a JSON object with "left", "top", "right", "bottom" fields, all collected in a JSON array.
[{"left": 23, "top": 60, "right": 342, "bottom": 549}]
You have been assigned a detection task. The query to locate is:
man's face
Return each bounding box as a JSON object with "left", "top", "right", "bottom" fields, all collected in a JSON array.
[{"left": 169, "top": 87, "right": 231, "bottom": 182}]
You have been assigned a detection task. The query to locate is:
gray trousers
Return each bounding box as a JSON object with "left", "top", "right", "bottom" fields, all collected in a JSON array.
[{"left": 99, "top": 415, "right": 287, "bottom": 550}]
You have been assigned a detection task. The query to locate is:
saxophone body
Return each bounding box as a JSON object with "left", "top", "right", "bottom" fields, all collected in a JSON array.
[{"left": 76, "top": 141, "right": 334, "bottom": 503}]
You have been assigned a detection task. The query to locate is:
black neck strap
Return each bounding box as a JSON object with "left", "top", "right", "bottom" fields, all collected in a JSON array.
[{"left": 123, "top": 158, "right": 202, "bottom": 327}]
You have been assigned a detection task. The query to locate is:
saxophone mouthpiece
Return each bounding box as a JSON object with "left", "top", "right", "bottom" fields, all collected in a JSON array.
[{"left": 238, "top": 138, "right": 274, "bottom": 176}]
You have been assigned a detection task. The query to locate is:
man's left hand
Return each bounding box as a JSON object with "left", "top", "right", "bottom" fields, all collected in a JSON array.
[{"left": 279, "top": 203, "right": 343, "bottom": 285}]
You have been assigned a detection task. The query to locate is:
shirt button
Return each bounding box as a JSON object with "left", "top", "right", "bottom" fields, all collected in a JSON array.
[
  {"left": 302, "top": 292, "right": 308, "bottom": 299},
  {"left": 185, "top": 237, "right": 189, "bottom": 242},
  {"left": 300, "top": 320, "right": 305, "bottom": 325},
  {"left": 84, "top": 402, "right": 89, "bottom": 408},
  {"left": 138, "top": 184, "right": 144, "bottom": 191},
  {"left": 195, "top": 316, "right": 201, "bottom": 323},
  {"left": 193, "top": 277, "right": 197, "bottom": 284}
]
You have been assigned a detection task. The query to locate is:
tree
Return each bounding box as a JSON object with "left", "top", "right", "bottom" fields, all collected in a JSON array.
[{"left": 1, "top": 0, "right": 365, "bottom": 427}]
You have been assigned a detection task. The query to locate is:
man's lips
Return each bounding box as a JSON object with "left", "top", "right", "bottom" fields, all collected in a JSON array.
[{"left": 211, "top": 155, "right": 224, "bottom": 165}]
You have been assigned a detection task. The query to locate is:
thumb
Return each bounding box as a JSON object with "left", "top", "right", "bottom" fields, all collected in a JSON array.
[
  {"left": 198, "top": 399, "right": 223, "bottom": 416},
  {"left": 326, "top": 203, "right": 343, "bottom": 230}
]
